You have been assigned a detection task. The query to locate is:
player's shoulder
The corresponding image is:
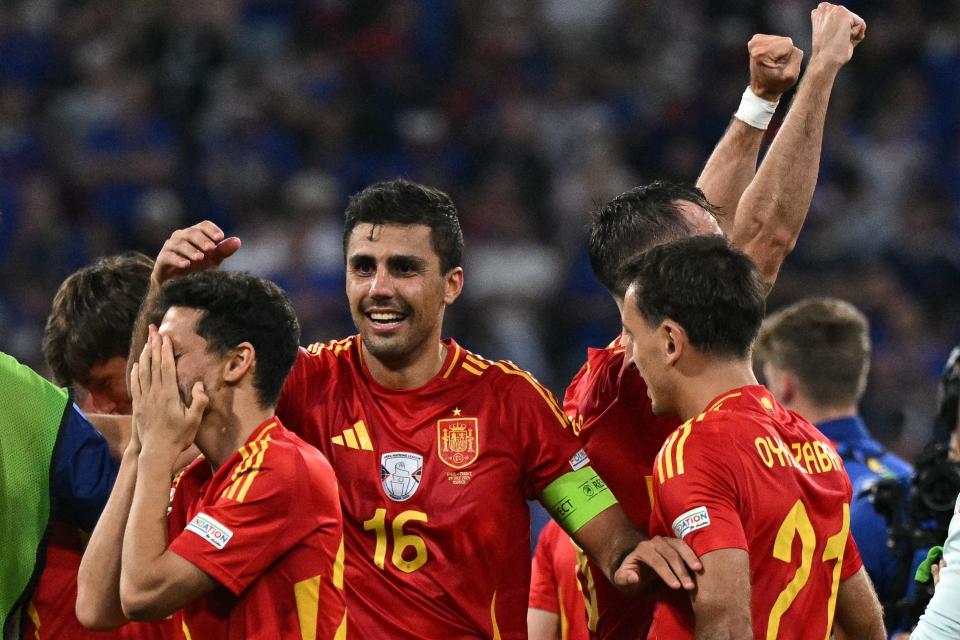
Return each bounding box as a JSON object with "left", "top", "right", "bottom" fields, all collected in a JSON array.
[
  {"left": 289, "top": 336, "right": 359, "bottom": 381},
  {"left": 568, "top": 338, "right": 629, "bottom": 388},
  {"left": 301, "top": 336, "right": 358, "bottom": 364},
  {"left": 454, "top": 345, "right": 545, "bottom": 391}
]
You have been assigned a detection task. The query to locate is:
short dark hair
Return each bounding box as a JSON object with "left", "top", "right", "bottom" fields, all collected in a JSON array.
[
  {"left": 43, "top": 252, "right": 154, "bottom": 386},
  {"left": 756, "top": 298, "right": 871, "bottom": 407},
  {"left": 622, "top": 235, "right": 766, "bottom": 359},
  {"left": 343, "top": 178, "right": 464, "bottom": 272},
  {"left": 152, "top": 271, "right": 301, "bottom": 409},
  {"left": 589, "top": 181, "right": 720, "bottom": 297}
]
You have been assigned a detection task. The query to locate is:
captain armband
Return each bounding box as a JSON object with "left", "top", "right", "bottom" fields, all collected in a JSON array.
[{"left": 542, "top": 466, "right": 619, "bottom": 535}]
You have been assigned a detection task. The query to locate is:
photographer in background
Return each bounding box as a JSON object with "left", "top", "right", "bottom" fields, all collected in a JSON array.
[
  {"left": 756, "top": 297, "right": 916, "bottom": 631},
  {"left": 911, "top": 347, "right": 960, "bottom": 639}
]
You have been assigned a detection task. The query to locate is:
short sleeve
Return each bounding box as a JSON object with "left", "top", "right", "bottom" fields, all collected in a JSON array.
[
  {"left": 652, "top": 423, "right": 747, "bottom": 556},
  {"left": 53, "top": 404, "right": 119, "bottom": 531},
  {"left": 169, "top": 450, "right": 314, "bottom": 595},
  {"left": 509, "top": 372, "right": 585, "bottom": 499},
  {"left": 529, "top": 523, "right": 561, "bottom": 612},
  {"left": 840, "top": 530, "right": 863, "bottom": 581}
]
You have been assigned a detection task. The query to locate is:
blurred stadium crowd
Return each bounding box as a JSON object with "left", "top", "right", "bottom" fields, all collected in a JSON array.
[{"left": 0, "top": 0, "right": 958, "bottom": 459}]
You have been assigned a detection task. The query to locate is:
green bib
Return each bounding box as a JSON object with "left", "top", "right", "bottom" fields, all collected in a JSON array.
[{"left": 0, "top": 352, "right": 69, "bottom": 634}]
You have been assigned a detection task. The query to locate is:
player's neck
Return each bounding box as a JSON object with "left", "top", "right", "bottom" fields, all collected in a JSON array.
[
  {"left": 676, "top": 361, "right": 758, "bottom": 421},
  {"left": 790, "top": 399, "right": 859, "bottom": 427},
  {"left": 194, "top": 393, "right": 275, "bottom": 469},
  {"left": 362, "top": 337, "right": 449, "bottom": 390}
]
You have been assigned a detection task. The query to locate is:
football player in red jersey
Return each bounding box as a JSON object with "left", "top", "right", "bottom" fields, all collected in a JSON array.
[
  {"left": 528, "top": 520, "right": 590, "bottom": 640},
  {"left": 132, "top": 179, "right": 705, "bottom": 639},
  {"left": 77, "top": 271, "right": 346, "bottom": 639},
  {"left": 620, "top": 235, "right": 884, "bottom": 640},
  {"left": 564, "top": 5, "right": 867, "bottom": 638}
]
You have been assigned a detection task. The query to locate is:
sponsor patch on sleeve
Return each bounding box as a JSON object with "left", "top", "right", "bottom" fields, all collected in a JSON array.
[
  {"left": 569, "top": 448, "right": 590, "bottom": 471},
  {"left": 672, "top": 506, "right": 711, "bottom": 539},
  {"left": 185, "top": 512, "right": 234, "bottom": 550}
]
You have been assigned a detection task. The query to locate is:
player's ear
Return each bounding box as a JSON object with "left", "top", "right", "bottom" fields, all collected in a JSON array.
[
  {"left": 660, "top": 320, "right": 685, "bottom": 366},
  {"left": 223, "top": 342, "right": 255, "bottom": 384},
  {"left": 443, "top": 267, "right": 464, "bottom": 305}
]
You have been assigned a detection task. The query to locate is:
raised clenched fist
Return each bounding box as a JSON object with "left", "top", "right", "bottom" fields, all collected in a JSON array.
[
  {"left": 810, "top": 2, "right": 867, "bottom": 69},
  {"left": 748, "top": 34, "right": 803, "bottom": 101}
]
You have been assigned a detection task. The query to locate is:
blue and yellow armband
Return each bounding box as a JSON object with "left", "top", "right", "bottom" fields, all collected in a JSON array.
[{"left": 542, "top": 466, "right": 618, "bottom": 535}]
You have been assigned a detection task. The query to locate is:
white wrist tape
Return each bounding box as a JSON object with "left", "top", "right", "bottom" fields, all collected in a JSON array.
[{"left": 734, "top": 87, "right": 780, "bottom": 130}]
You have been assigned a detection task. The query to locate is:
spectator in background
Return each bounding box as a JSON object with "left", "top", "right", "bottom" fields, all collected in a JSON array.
[
  {"left": 910, "top": 348, "right": 960, "bottom": 640},
  {"left": 755, "top": 297, "right": 914, "bottom": 630}
]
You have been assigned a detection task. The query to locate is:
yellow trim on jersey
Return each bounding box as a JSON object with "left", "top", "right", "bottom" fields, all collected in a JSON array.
[
  {"left": 465, "top": 354, "right": 490, "bottom": 370},
  {"left": 493, "top": 361, "right": 568, "bottom": 428},
  {"left": 574, "top": 546, "right": 599, "bottom": 632},
  {"left": 223, "top": 422, "right": 277, "bottom": 501},
  {"left": 490, "top": 591, "right": 501, "bottom": 640},
  {"left": 222, "top": 444, "right": 255, "bottom": 499},
  {"left": 442, "top": 342, "right": 462, "bottom": 378},
  {"left": 236, "top": 433, "right": 273, "bottom": 502},
  {"left": 462, "top": 362, "right": 485, "bottom": 376},
  {"left": 306, "top": 338, "right": 354, "bottom": 357},
  {"left": 26, "top": 602, "right": 40, "bottom": 639},
  {"left": 333, "top": 536, "right": 345, "bottom": 590},
  {"left": 294, "top": 575, "right": 321, "bottom": 640},
  {"left": 657, "top": 421, "right": 694, "bottom": 482},
  {"left": 708, "top": 392, "right": 742, "bottom": 412},
  {"left": 663, "top": 430, "right": 678, "bottom": 479},
  {"left": 645, "top": 475, "right": 655, "bottom": 508},
  {"left": 334, "top": 611, "right": 348, "bottom": 640},
  {"left": 182, "top": 620, "right": 195, "bottom": 640},
  {"left": 674, "top": 422, "right": 693, "bottom": 475},
  {"left": 559, "top": 583, "right": 569, "bottom": 640}
]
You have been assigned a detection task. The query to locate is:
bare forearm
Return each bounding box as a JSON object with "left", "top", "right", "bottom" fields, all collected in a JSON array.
[
  {"left": 572, "top": 506, "right": 642, "bottom": 585},
  {"left": 694, "top": 621, "right": 752, "bottom": 640},
  {"left": 696, "top": 119, "right": 765, "bottom": 235},
  {"left": 120, "top": 447, "right": 178, "bottom": 618},
  {"left": 733, "top": 61, "right": 840, "bottom": 283},
  {"left": 76, "top": 449, "right": 138, "bottom": 629}
]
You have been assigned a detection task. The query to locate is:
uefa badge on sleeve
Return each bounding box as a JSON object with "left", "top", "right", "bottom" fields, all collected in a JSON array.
[{"left": 380, "top": 452, "right": 424, "bottom": 502}]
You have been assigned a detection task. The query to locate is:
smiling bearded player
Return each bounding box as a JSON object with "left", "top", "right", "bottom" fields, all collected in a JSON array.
[{"left": 130, "top": 179, "right": 704, "bottom": 639}]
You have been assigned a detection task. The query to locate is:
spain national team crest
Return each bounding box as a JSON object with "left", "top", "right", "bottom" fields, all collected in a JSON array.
[
  {"left": 380, "top": 452, "right": 423, "bottom": 502},
  {"left": 437, "top": 417, "right": 479, "bottom": 469}
]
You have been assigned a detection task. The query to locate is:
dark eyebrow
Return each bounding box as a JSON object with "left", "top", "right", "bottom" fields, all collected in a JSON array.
[
  {"left": 387, "top": 255, "right": 428, "bottom": 271},
  {"left": 348, "top": 254, "right": 375, "bottom": 267}
]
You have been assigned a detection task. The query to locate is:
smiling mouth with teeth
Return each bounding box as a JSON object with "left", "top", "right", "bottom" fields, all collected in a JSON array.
[{"left": 368, "top": 312, "right": 407, "bottom": 324}]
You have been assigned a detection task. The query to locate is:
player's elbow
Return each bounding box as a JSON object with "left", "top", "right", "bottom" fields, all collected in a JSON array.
[
  {"left": 75, "top": 589, "right": 126, "bottom": 630},
  {"left": 695, "top": 611, "right": 753, "bottom": 640},
  {"left": 119, "top": 576, "right": 172, "bottom": 622}
]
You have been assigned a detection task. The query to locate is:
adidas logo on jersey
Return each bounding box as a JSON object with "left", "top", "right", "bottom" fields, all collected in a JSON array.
[{"left": 332, "top": 420, "right": 373, "bottom": 451}]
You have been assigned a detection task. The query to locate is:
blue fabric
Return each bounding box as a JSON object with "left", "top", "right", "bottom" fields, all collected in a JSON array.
[
  {"left": 51, "top": 404, "right": 118, "bottom": 532},
  {"left": 818, "top": 416, "right": 916, "bottom": 607}
]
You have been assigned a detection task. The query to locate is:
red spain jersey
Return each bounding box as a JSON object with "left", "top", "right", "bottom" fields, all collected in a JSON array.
[
  {"left": 647, "top": 386, "right": 863, "bottom": 640},
  {"left": 25, "top": 521, "right": 171, "bottom": 640},
  {"left": 529, "top": 520, "right": 589, "bottom": 640},
  {"left": 276, "top": 336, "right": 589, "bottom": 639},
  {"left": 167, "top": 418, "right": 345, "bottom": 640},
  {"left": 563, "top": 337, "right": 679, "bottom": 639}
]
